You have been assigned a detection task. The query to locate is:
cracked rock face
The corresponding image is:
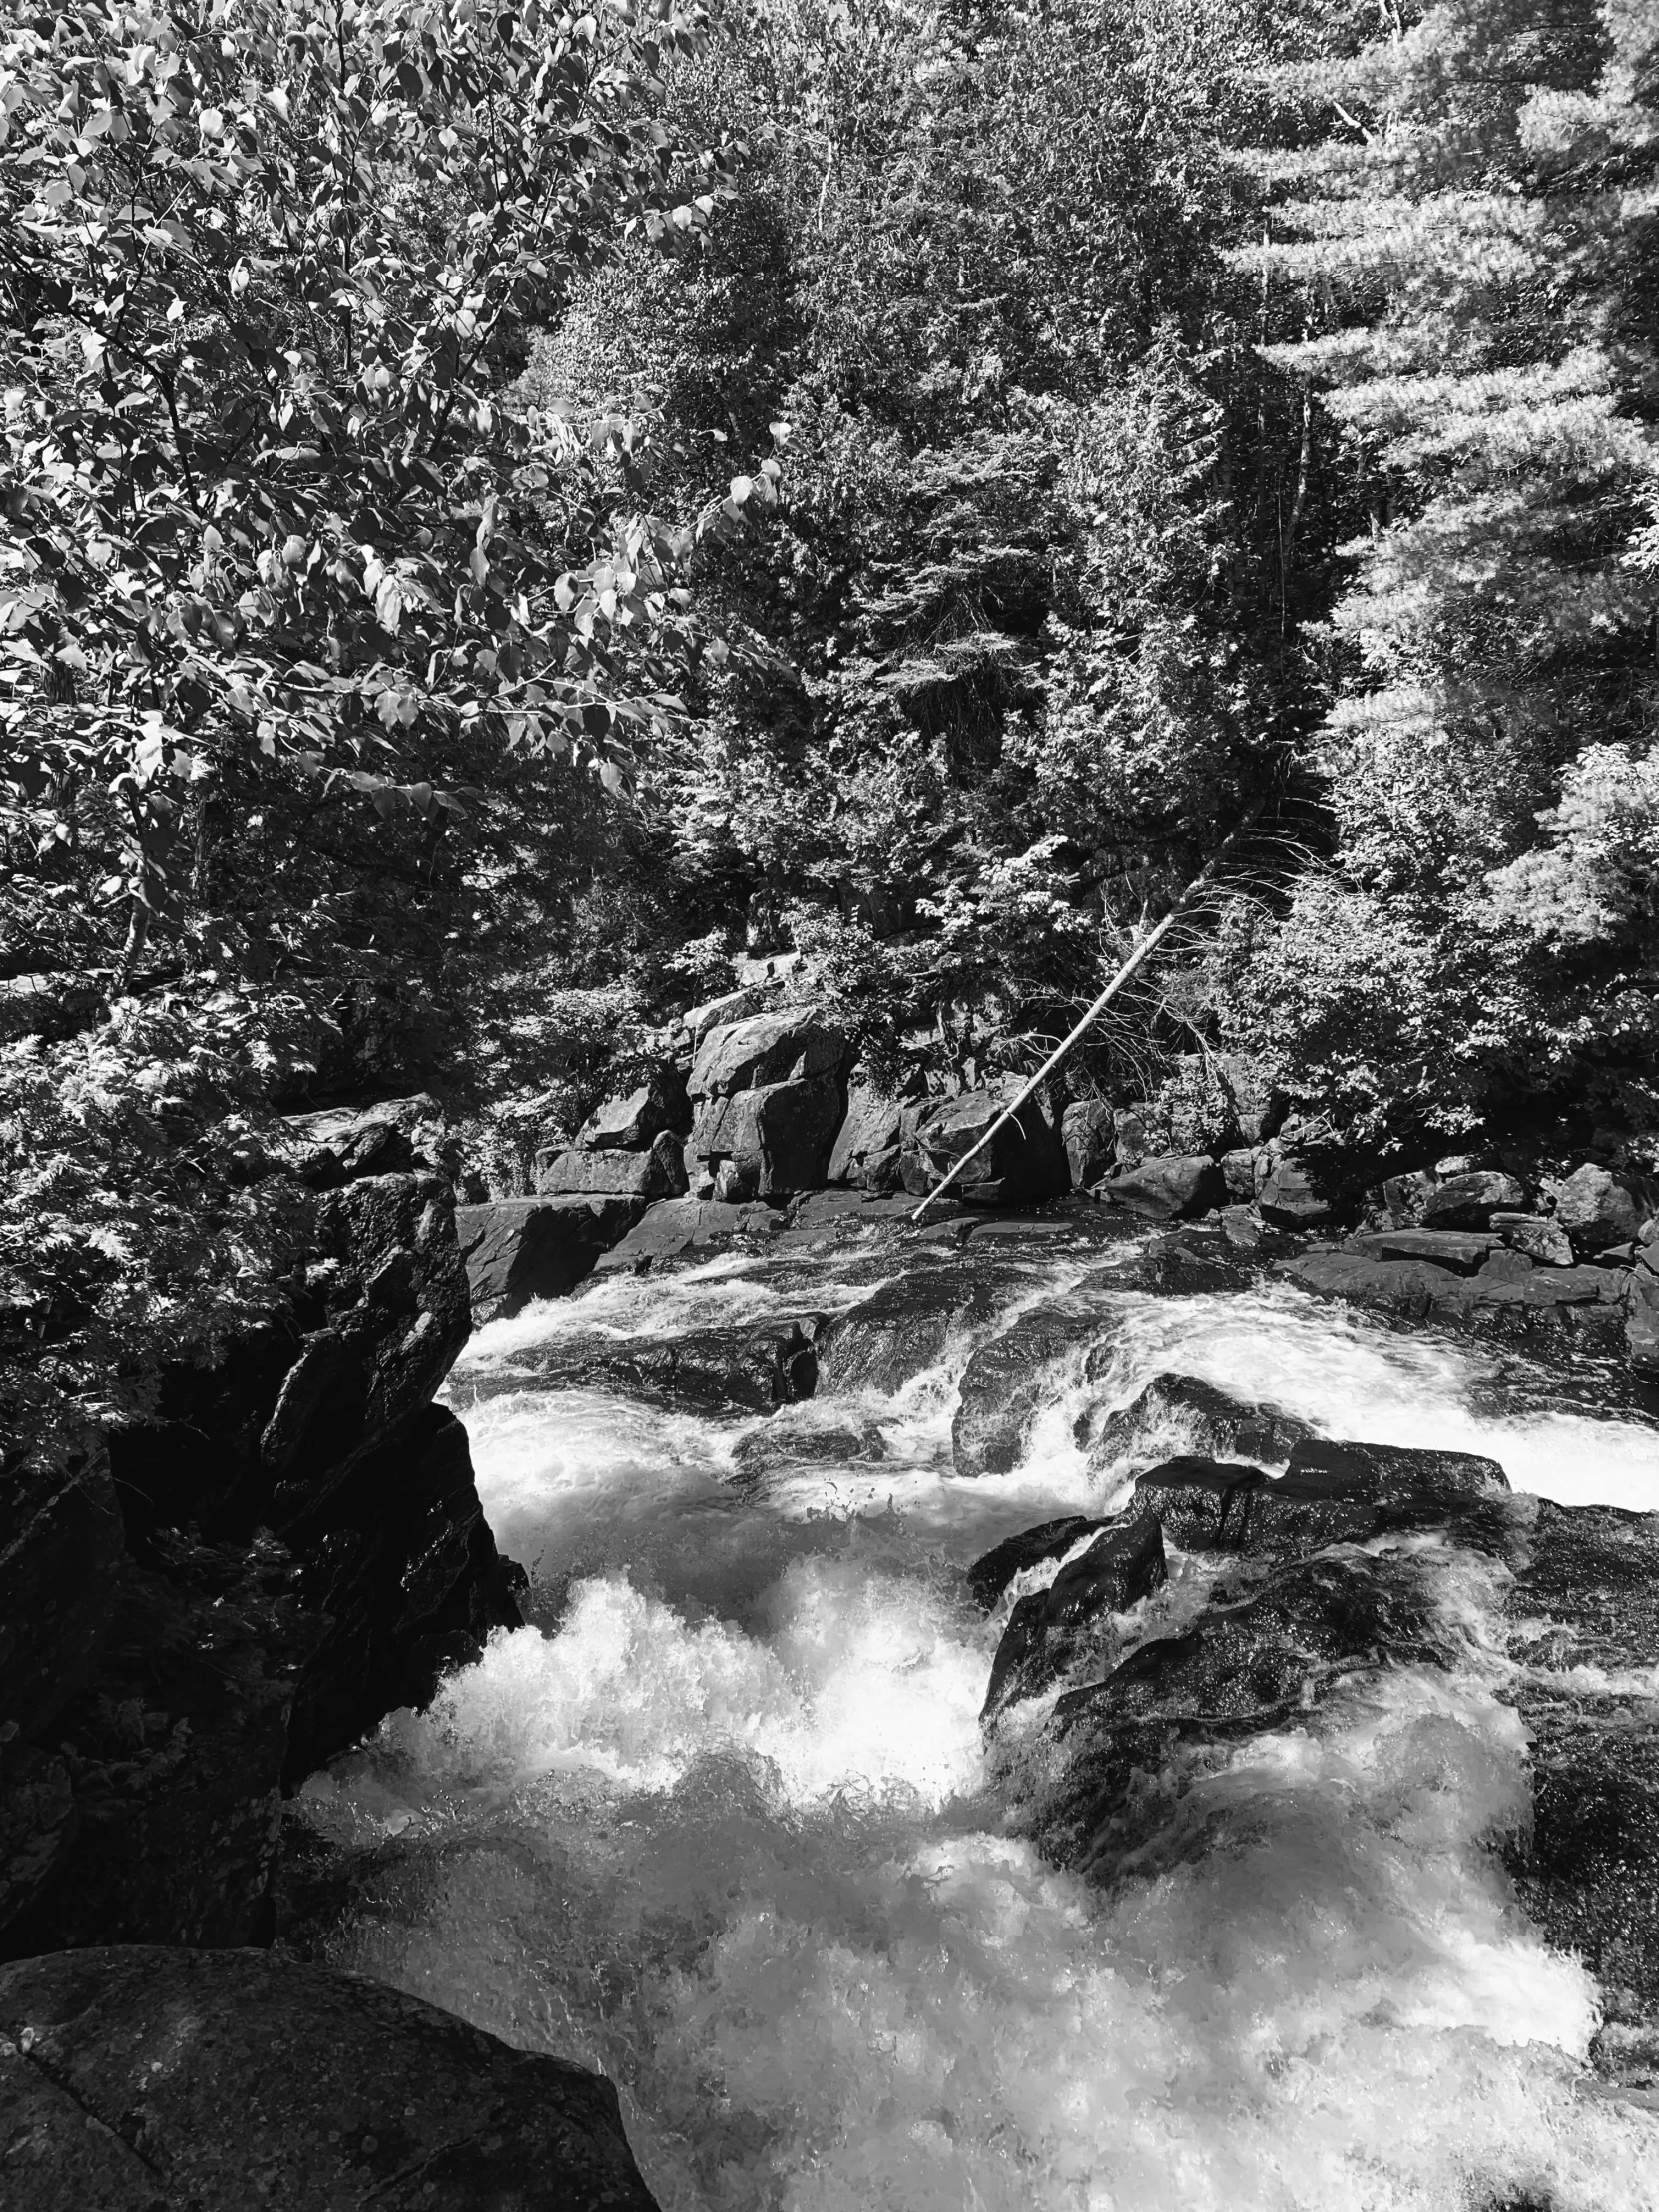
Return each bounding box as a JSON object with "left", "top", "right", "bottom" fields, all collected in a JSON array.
[{"left": 0, "top": 1945, "right": 659, "bottom": 2211}]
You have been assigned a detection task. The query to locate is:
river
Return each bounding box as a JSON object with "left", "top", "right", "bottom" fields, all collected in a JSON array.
[{"left": 293, "top": 1223, "right": 1659, "bottom": 2212}]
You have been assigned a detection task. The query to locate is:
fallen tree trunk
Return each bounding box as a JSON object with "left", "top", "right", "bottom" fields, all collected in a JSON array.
[{"left": 911, "top": 813, "right": 1262, "bottom": 1221}]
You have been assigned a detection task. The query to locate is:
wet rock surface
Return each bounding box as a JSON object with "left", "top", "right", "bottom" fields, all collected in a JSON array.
[
  {"left": 0, "top": 1945, "right": 659, "bottom": 2211},
  {"left": 977, "top": 1407, "right": 1658, "bottom": 2096}
]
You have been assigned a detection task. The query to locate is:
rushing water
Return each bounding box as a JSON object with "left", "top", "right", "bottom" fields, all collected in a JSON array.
[{"left": 298, "top": 1231, "right": 1659, "bottom": 2212}]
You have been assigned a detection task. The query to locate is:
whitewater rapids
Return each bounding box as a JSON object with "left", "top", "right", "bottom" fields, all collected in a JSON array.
[{"left": 298, "top": 1241, "right": 1659, "bottom": 2212}]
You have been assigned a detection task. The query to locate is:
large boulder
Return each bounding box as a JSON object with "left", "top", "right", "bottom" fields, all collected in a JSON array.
[
  {"left": 456, "top": 1194, "right": 643, "bottom": 1322},
  {"left": 1098, "top": 1154, "right": 1223, "bottom": 1221},
  {"left": 898, "top": 1090, "right": 1067, "bottom": 1207},
  {"left": 594, "top": 1195, "right": 783, "bottom": 1274},
  {"left": 828, "top": 1079, "right": 911, "bottom": 1193},
  {"left": 1060, "top": 1099, "right": 1116, "bottom": 1190},
  {"left": 536, "top": 1130, "right": 688, "bottom": 1200},
  {"left": 690, "top": 1075, "right": 844, "bottom": 1199},
  {"left": 687, "top": 1007, "right": 846, "bottom": 1101},
  {"left": 281, "top": 1092, "right": 452, "bottom": 1187},
  {"left": 1491, "top": 1210, "right": 1574, "bottom": 1267},
  {"left": 1421, "top": 1169, "right": 1530, "bottom": 1229},
  {"left": 1544, "top": 1163, "right": 1644, "bottom": 1255},
  {"left": 1256, "top": 1149, "right": 1333, "bottom": 1227},
  {"left": 573, "top": 1064, "right": 690, "bottom": 1151},
  {"left": 1077, "top": 1372, "right": 1314, "bottom": 1471},
  {"left": 2, "top": 1169, "right": 521, "bottom": 1956},
  {"left": 0, "top": 1946, "right": 658, "bottom": 2212},
  {"left": 982, "top": 1518, "right": 1166, "bottom": 1719}
]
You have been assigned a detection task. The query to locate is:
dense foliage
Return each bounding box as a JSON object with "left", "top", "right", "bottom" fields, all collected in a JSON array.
[{"left": 4, "top": 0, "right": 1658, "bottom": 1438}]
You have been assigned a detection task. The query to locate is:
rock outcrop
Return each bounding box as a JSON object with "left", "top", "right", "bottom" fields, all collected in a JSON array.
[
  {"left": 0, "top": 1945, "right": 659, "bottom": 2211},
  {"left": 827, "top": 1079, "right": 912, "bottom": 1193},
  {"left": 686, "top": 1009, "right": 848, "bottom": 1200},
  {"left": 2, "top": 1163, "right": 520, "bottom": 1958},
  {"left": 898, "top": 1090, "right": 1067, "bottom": 1207},
  {"left": 456, "top": 1194, "right": 644, "bottom": 1321}
]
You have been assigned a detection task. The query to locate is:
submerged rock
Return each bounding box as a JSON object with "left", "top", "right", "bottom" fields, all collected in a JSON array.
[
  {"left": 814, "top": 1259, "right": 1027, "bottom": 1394},
  {"left": 1078, "top": 1372, "right": 1314, "bottom": 1470},
  {"left": 517, "top": 1318, "right": 821, "bottom": 1417},
  {"left": 0, "top": 1945, "right": 658, "bottom": 2212},
  {"left": 982, "top": 1518, "right": 1166, "bottom": 1719},
  {"left": 952, "top": 1302, "right": 1101, "bottom": 1476}
]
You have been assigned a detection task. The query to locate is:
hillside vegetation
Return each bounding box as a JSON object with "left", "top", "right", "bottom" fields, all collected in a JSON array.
[{"left": 4, "top": 0, "right": 1657, "bottom": 1435}]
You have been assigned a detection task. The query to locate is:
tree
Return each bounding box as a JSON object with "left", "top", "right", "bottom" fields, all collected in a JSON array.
[
  {"left": 0, "top": 0, "right": 732, "bottom": 1008},
  {"left": 1239, "top": 0, "right": 1659, "bottom": 1142}
]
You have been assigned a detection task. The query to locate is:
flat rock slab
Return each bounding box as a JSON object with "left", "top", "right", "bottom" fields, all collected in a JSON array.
[{"left": 0, "top": 1945, "right": 658, "bottom": 2211}]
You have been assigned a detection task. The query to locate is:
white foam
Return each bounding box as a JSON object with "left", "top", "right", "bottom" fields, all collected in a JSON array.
[{"left": 304, "top": 1246, "right": 1659, "bottom": 2210}]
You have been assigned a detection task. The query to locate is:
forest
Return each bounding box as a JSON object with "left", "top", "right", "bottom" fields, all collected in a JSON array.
[{"left": 3, "top": 0, "right": 1657, "bottom": 1444}]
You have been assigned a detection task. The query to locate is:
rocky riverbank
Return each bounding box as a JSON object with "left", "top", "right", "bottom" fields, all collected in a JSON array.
[
  {"left": 4, "top": 1013, "right": 1656, "bottom": 2206},
  {"left": 455, "top": 999, "right": 1659, "bottom": 1383}
]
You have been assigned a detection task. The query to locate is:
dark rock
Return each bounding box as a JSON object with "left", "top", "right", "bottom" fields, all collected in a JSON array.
[
  {"left": 1476, "top": 1247, "right": 1534, "bottom": 1284},
  {"left": 0, "top": 1442, "right": 124, "bottom": 1751},
  {"left": 815, "top": 1261, "right": 1024, "bottom": 1394},
  {"left": 1501, "top": 1499, "right": 1659, "bottom": 2085},
  {"left": 1079, "top": 1373, "right": 1315, "bottom": 1470},
  {"left": 1628, "top": 1274, "right": 1659, "bottom": 1376},
  {"left": 729, "top": 1412, "right": 889, "bottom": 1480},
  {"left": 593, "top": 1196, "right": 783, "bottom": 1273},
  {"left": 1282, "top": 1250, "right": 1466, "bottom": 1319},
  {"left": 281, "top": 1092, "right": 450, "bottom": 1186},
  {"left": 1106, "top": 1232, "right": 1248, "bottom": 1298},
  {"left": 1285, "top": 1436, "right": 1509, "bottom": 1508},
  {"left": 687, "top": 1007, "right": 846, "bottom": 1101},
  {"left": 952, "top": 1303, "right": 1100, "bottom": 1476},
  {"left": 965, "top": 1516, "right": 1110, "bottom": 1611},
  {"left": 983, "top": 1518, "right": 1166, "bottom": 1719},
  {"left": 4, "top": 1532, "right": 317, "bottom": 1954},
  {"left": 1099, "top": 1154, "right": 1223, "bottom": 1221},
  {"left": 690, "top": 1075, "right": 844, "bottom": 1199},
  {"left": 1256, "top": 1152, "right": 1332, "bottom": 1228},
  {"left": 1037, "top": 1548, "right": 1453, "bottom": 1875},
  {"left": 282, "top": 1405, "right": 523, "bottom": 1781},
  {"left": 521, "top": 1319, "right": 820, "bottom": 1418},
  {"left": 0, "top": 1945, "right": 658, "bottom": 2212},
  {"left": 456, "top": 1194, "right": 643, "bottom": 1321},
  {"left": 1112, "top": 1105, "right": 1162, "bottom": 1167},
  {"left": 536, "top": 1129, "right": 687, "bottom": 1200},
  {"left": 1131, "top": 1456, "right": 1265, "bottom": 1548},
  {"left": 1420, "top": 1170, "right": 1530, "bottom": 1229},
  {"left": 829, "top": 1080, "right": 911, "bottom": 1190},
  {"left": 1544, "top": 1164, "right": 1644, "bottom": 1256},
  {"left": 4, "top": 1175, "right": 517, "bottom": 1955},
  {"left": 574, "top": 1065, "right": 690, "bottom": 1150},
  {"left": 899, "top": 1090, "right": 1068, "bottom": 1207},
  {"left": 1061, "top": 1099, "right": 1117, "bottom": 1190},
  {"left": 1347, "top": 1227, "right": 1499, "bottom": 1274},
  {"left": 1490, "top": 1212, "right": 1573, "bottom": 1268}
]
